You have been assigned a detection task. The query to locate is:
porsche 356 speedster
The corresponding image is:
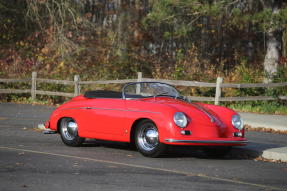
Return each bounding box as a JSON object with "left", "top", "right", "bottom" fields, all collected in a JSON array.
[{"left": 44, "top": 82, "right": 247, "bottom": 157}]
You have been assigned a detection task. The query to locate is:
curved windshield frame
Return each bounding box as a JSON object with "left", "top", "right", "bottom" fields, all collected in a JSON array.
[{"left": 122, "top": 82, "right": 180, "bottom": 99}]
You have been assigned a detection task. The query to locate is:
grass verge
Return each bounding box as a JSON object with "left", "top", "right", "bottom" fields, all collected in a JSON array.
[{"left": 225, "top": 101, "right": 287, "bottom": 115}]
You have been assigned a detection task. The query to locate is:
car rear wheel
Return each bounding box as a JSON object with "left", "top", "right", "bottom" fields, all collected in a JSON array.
[
  {"left": 59, "top": 117, "right": 84, "bottom": 147},
  {"left": 135, "top": 119, "right": 166, "bottom": 157}
]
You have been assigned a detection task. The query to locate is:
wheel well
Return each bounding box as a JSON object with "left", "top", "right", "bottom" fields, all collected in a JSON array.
[
  {"left": 57, "top": 117, "right": 69, "bottom": 132},
  {"left": 130, "top": 118, "right": 152, "bottom": 145},
  {"left": 57, "top": 118, "right": 64, "bottom": 132}
]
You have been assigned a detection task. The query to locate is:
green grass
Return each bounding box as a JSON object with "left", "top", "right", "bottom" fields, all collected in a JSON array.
[
  {"left": 8, "top": 96, "right": 51, "bottom": 105},
  {"left": 226, "top": 101, "right": 287, "bottom": 115},
  {"left": 0, "top": 94, "right": 67, "bottom": 106}
]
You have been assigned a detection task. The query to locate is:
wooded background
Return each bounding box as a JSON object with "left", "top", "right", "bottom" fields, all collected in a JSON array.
[{"left": 0, "top": 0, "right": 286, "bottom": 86}]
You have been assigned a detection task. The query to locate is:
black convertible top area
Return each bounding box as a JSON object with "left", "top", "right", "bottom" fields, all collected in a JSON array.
[{"left": 84, "top": 90, "right": 122, "bottom": 98}]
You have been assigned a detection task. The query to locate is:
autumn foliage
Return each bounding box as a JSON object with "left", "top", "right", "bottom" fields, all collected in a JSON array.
[{"left": 0, "top": 0, "right": 286, "bottom": 89}]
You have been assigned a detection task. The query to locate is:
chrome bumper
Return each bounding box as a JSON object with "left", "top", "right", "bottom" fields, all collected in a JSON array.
[{"left": 165, "top": 139, "right": 248, "bottom": 144}]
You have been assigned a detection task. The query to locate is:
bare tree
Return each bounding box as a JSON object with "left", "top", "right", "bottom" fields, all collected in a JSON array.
[{"left": 261, "top": 0, "right": 283, "bottom": 82}]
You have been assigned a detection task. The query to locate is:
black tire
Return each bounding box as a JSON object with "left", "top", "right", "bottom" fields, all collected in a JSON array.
[
  {"left": 59, "top": 117, "right": 84, "bottom": 147},
  {"left": 135, "top": 119, "right": 166, "bottom": 157},
  {"left": 203, "top": 146, "right": 232, "bottom": 158}
]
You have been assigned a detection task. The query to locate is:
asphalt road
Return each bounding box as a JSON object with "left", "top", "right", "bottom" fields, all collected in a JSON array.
[{"left": 0, "top": 102, "right": 287, "bottom": 191}]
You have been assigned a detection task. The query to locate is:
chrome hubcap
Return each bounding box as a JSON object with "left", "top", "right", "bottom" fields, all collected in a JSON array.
[
  {"left": 67, "top": 121, "right": 78, "bottom": 136},
  {"left": 138, "top": 124, "right": 159, "bottom": 151},
  {"left": 61, "top": 119, "right": 78, "bottom": 140}
]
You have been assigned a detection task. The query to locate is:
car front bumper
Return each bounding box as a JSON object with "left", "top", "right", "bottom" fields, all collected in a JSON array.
[{"left": 164, "top": 138, "right": 247, "bottom": 146}]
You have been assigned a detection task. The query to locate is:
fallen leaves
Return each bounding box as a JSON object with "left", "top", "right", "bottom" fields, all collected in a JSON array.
[
  {"left": 254, "top": 156, "right": 286, "bottom": 164},
  {"left": 245, "top": 125, "right": 287, "bottom": 135}
]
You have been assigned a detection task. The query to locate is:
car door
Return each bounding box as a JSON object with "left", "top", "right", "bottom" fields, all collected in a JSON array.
[{"left": 81, "top": 98, "right": 128, "bottom": 141}]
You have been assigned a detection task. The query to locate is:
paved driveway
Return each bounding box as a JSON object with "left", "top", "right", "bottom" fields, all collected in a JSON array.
[{"left": 0, "top": 103, "right": 287, "bottom": 191}]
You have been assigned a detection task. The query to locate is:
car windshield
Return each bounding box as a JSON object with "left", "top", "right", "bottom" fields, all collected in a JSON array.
[{"left": 123, "top": 82, "right": 180, "bottom": 99}]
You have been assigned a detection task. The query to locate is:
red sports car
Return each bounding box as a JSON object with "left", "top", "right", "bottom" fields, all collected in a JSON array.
[{"left": 44, "top": 82, "right": 247, "bottom": 157}]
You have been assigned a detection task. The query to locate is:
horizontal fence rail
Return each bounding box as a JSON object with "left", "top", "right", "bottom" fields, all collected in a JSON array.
[
  {"left": 0, "top": 72, "right": 286, "bottom": 105},
  {"left": 0, "top": 79, "right": 31, "bottom": 83},
  {"left": 79, "top": 79, "right": 138, "bottom": 85},
  {"left": 221, "top": 82, "right": 287, "bottom": 88},
  {"left": 0, "top": 89, "right": 31, "bottom": 94},
  {"left": 142, "top": 78, "right": 216, "bottom": 87},
  {"left": 37, "top": 78, "right": 75, "bottom": 85}
]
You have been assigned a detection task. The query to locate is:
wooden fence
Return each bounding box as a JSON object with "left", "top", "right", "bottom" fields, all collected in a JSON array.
[{"left": 0, "top": 72, "right": 286, "bottom": 105}]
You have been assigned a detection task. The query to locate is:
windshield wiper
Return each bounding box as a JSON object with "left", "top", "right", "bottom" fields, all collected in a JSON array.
[
  {"left": 153, "top": 92, "right": 187, "bottom": 101},
  {"left": 179, "top": 96, "right": 191, "bottom": 102},
  {"left": 153, "top": 92, "right": 169, "bottom": 98}
]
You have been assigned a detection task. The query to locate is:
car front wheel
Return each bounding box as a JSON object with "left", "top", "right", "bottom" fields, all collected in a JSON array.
[
  {"left": 135, "top": 119, "right": 166, "bottom": 157},
  {"left": 59, "top": 117, "right": 84, "bottom": 147}
]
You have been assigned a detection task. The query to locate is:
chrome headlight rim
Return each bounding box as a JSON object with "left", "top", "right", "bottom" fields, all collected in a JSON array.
[
  {"left": 174, "top": 112, "right": 188, "bottom": 128},
  {"left": 232, "top": 114, "right": 244, "bottom": 130}
]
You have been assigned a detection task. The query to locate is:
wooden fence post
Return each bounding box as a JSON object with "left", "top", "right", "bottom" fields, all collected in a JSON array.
[
  {"left": 215, "top": 77, "right": 223, "bottom": 105},
  {"left": 74, "top": 75, "right": 80, "bottom": 96},
  {"left": 137, "top": 72, "right": 142, "bottom": 82},
  {"left": 136, "top": 72, "right": 142, "bottom": 94},
  {"left": 31, "top": 72, "right": 37, "bottom": 100}
]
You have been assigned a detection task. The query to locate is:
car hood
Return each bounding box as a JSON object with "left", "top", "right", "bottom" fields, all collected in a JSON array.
[{"left": 142, "top": 97, "right": 226, "bottom": 127}]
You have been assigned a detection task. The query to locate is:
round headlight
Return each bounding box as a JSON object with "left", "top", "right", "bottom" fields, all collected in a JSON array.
[
  {"left": 232, "top": 115, "right": 243, "bottom": 130},
  {"left": 174, "top": 112, "right": 188, "bottom": 128}
]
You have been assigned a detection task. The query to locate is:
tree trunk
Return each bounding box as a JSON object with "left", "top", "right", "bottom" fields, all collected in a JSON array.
[
  {"left": 116, "top": 0, "right": 131, "bottom": 63},
  {"left": 283, "top": 30, "right": 287, "bottom": 58},
  {"left": 264, "top": 32, "right": 281, "bottom": 82},
  {"left": 263, "top": 0, "right": 282, "bottom": 83},
  {"left": 201, "top": 16, "right": 210, "bottom": 62}
]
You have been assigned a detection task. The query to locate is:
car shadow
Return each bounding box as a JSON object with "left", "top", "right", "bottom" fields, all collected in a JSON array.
[
  {"left": 164, "top": 141, "right": 283, "bottom": 160},
  {"left": 162, "top": 146, "right": 252, "bottom": 160},
  {"left": 82, "top": 139, "right": 137, "bottom": 151},
  {"left": 80, "top": 139, "right": 279, "bottom": 160}
]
